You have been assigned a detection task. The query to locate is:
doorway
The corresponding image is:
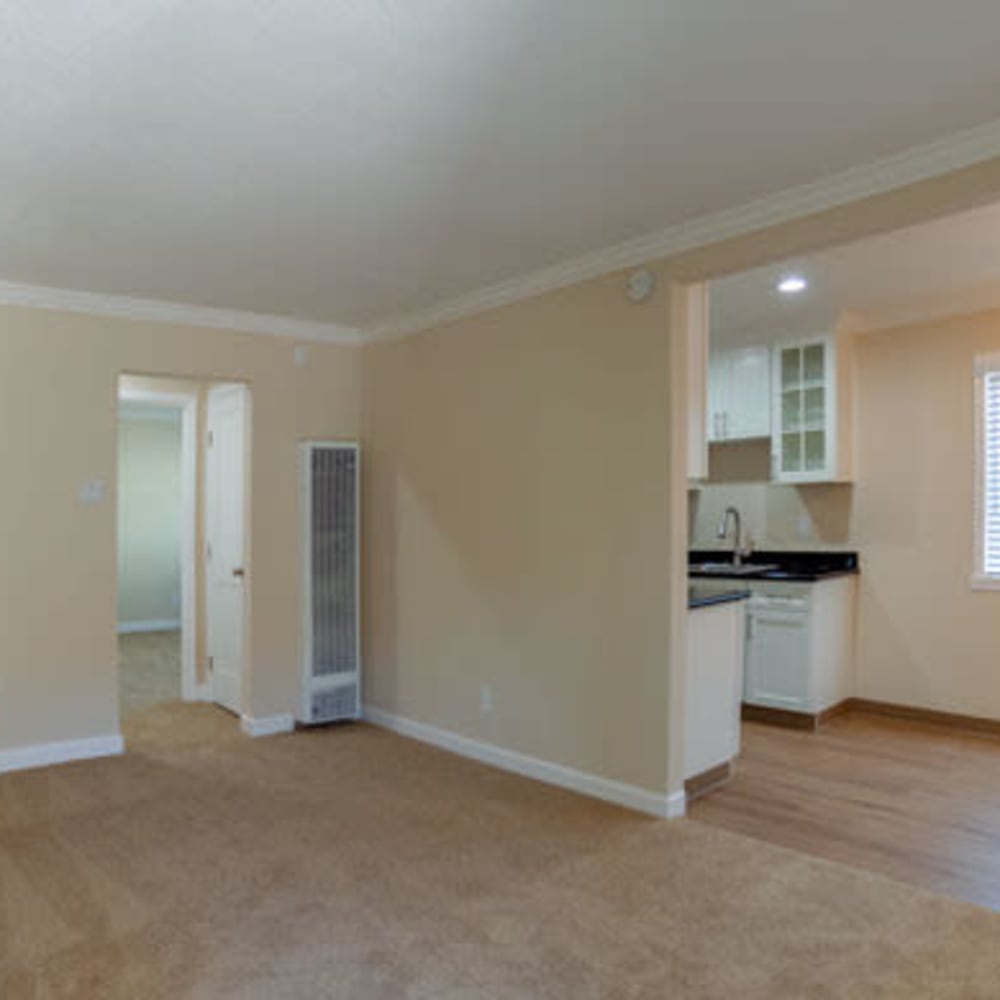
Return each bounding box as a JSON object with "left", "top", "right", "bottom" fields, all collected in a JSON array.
[{"left": 116, "top": 375, "right": 250, "bottom": 722}]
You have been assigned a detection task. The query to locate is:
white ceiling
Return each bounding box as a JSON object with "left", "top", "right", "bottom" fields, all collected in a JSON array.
[
  {"left": 711, "top": 200, "right": 1000, "bottom": 345},
  {"left": 6, "top": 2, "right": 1000, "bottom": 335}
]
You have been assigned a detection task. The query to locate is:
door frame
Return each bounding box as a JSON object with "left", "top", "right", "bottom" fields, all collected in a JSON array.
[{"left": 117, "top": 383, "right": 201, "bottom": 702}]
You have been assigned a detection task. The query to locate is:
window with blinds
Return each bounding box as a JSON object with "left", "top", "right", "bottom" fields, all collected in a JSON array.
[{"left": 974, "top": 355, "right": 1000, "bottom": 586}]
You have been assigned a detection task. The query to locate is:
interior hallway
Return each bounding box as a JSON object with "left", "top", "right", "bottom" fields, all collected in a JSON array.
[
  {"left": 690, "top": 712, "right": 1000, "bottom": 912},
  {"left": 1, "top": 704, "right": 999, "bottom": 999},
  {"left": 118, "top": 630, "right": 182, "bottom": 717}
]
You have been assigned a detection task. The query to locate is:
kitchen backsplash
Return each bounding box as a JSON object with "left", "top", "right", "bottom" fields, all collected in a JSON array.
[{"left": 689, "top": 440, "right": 855, "bottom": 551}]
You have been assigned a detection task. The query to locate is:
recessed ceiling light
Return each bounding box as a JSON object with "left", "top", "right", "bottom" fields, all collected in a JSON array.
[{"left": 777, "top": 275, "right": 808, "bottom": 295}]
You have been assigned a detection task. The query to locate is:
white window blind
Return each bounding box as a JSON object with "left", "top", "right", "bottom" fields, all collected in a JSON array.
[{"left": 974, "top": 355, "right": 1000, "bottom": 586}]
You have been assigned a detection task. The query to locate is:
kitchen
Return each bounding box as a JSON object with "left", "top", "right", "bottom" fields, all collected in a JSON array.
[
  {"left": 682, "top": 263, "right": 861, "bottom": 797},
  {"left": 678, "top": 201, "right": 1000, "bottom": 908}
]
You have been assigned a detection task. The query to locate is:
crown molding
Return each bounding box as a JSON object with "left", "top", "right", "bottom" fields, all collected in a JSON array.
[
  {"left": 366, "top": 117, "right": 1000, "bottom": 341},
  {"left": 5, "top": 117, "right": 1000, "bottom": 347},
  {"left": 0, "top": 280, "right": 363, "bottom": 345}
]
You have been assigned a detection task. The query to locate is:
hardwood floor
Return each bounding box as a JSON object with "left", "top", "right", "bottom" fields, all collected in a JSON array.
[{"left": 690, "top": 711, "right": 1000, "bottom": 911}]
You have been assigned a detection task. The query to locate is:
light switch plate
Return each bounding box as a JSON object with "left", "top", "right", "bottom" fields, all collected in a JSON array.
[{"left": 78, "top": 478, "right": 106, "bottom": 505}]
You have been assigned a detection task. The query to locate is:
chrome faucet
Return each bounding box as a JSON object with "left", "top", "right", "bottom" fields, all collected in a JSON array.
[{"left": 716, "top": 506, "right": 748, "bottom": 565}]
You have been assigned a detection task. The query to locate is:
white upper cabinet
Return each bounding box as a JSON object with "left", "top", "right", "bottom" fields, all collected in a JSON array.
[
  {"left": 771, "top": 334, "right": 854, "bottom": 483},
  {"left": 707, "top": 345, "right": 771, "bottom": 442}
]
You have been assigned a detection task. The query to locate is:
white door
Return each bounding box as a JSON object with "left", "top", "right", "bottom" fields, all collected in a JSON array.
[
  {"left": 205, "top": 384, "right": 249, "bottom": 715},
  {"left": 707, "top": 352, "right": 727, "bottom": 441}
]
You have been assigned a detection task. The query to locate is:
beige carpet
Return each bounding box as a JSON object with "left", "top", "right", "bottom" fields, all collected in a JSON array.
[
  {"left": 2, "top": 705, "right": 999, "bottom": 999},
  {"left": 118, "top": 630, "right": 182, "bottom": 716}
]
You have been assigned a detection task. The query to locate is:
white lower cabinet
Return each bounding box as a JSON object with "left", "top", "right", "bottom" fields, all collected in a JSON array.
[
  {"left": 686, "top": 600, "right": 746, "bottom": 780},
  {"left": 745, "top": 602, "right": 810, "bottom": 710},
  {"left": 743, "top": 577, "right": 857, "bottom": 714}
]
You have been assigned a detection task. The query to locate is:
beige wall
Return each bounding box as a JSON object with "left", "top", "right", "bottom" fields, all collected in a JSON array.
[
  {"left": 361, "top": 271, "right": 675, "bottom": 794},
  {"left": 853, "top": 308, "right": 1000, "bottom": 718},
  {"left": 0, "top": 307, "right": 359, "bottom": 751},
  {"left": 117, "top": 413, "right": 182, "bottom": 626},
  {"left": 359, "top": 158, "right": 1000, "bottom": 801},
  {"left": 5, "top": 155, "right": 1000, "bottom": 778}
]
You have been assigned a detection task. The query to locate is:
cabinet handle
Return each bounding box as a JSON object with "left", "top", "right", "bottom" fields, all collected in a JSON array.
[{"left": 723, "top": 412, "right": 729, "bottom": 439}]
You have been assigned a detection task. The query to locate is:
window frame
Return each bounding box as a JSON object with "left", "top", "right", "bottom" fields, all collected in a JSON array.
[{"left": 972, "top": 352, "right": 1000, "bottom": 590}]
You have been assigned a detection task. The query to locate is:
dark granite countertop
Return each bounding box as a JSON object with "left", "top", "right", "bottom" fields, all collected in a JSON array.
[
  {"left": 689, "top": 549, "right": 859, "bottom": 583},
  {"left": 688, "top": 583, "right": 751, "bottom": 610}
]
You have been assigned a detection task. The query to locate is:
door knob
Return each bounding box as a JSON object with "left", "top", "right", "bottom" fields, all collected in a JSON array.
[{"left": 232, "top": 567, "right": 245, "bottom": 578}]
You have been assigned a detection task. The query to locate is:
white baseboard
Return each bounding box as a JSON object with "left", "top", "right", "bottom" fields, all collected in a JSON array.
[
  {"left": 363, "top": 705, "right": 685, "bottom": 819},
  {"left": 240, "top": 714, "right": 296, "bottom": 738},
  {"left": 117, "top": 619, "right": 182, "bottom": 635},
  {"left": 0, "top": 733, "right": 124, "bottom": 775}
]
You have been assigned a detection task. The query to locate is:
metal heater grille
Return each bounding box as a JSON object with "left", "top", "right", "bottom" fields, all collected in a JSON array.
[{"left": 302, "top": 443, "right": 360, "bottom": 723}]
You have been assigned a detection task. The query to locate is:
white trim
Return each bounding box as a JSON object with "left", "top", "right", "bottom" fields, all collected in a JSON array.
[
  {"left": 117, "top": 618, "right": 182, "bottom": 634},
  {"left": 367, "top": 117, "right": 1000, "bottom": 341},
  {"left": 363, "top": 705, "right": 685, "bottom": 819},
  {"left": 178, "top": 394, "right": 199, "bottom": 702},
  {"left": 0, "top": 279, "right": 362, "bottom": 345},
  {"left": 1, "top": 121, "right": 1000, "bottom": 346},
  {"left": 1, "top": 124, "right": 998, "bottom": 350},
  {"left": 0, "top": 733, "right": 124, "bottom": 775},
  {"left": 240, "top": 714, "right": 296, "bottom": 738}
]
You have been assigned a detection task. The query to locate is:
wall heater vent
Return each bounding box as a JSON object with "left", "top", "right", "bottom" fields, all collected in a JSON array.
[{"left": 300, "top": 442, "right": 361, "bottom": 724}]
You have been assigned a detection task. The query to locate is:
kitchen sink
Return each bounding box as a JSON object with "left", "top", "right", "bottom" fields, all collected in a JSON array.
[{"left": 689, "top": 562, "right": 779, "bottom": 577}]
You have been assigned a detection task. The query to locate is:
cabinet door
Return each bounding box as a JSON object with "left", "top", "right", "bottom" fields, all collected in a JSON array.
[
  {"left": 726, "top": 346, "right": 771, "bottom": 439},
  {"left": 686, "top": 602, "right": 746, "bottom": 778},
  {"left": 707, "top": 352, "right": 727, "bottom": 442},
  {"left": 772, "top": 338, "right": 833, "bottom": 482},
  {"left": 744, "top": 609, "right": 810, "bottom": 710}
]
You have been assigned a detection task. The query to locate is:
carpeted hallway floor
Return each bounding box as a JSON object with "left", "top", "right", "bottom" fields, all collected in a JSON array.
[
  {"left": 118, "top": 630, "right": 182, "bottom": 716},
  {"left": 2, "top": 705, "right": 999, "bottom": 999}
]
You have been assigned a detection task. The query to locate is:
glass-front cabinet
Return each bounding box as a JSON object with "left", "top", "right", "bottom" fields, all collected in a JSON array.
[{"left": 772, "top": 337, "right": 842, "bottom": 483}]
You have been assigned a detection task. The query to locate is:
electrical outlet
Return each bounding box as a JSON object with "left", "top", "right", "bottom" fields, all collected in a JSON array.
[{"left": 480, "top": 684, "right": 494, "bottom": 714}]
